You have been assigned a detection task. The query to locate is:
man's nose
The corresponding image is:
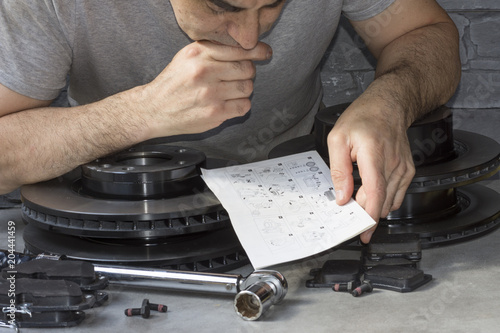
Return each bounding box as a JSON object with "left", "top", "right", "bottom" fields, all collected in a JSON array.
[{"left": 227, "top": 12, "right": 260, "bottom": 50}]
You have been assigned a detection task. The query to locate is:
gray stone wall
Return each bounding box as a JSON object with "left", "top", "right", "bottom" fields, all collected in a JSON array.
[{"left": 320, "top": 0, "right": 500, "bottom": 109}]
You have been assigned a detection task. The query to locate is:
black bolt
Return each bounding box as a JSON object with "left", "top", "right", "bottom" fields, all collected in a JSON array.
[
  {"left": 124, "top": 299, "right": 151, "bottom": 318},
  {"left": 124, "top": 299, "right": 168, "bottom": 318},
  {"left": 351, "top": 280, "right": 373, "bottom": 297},
  {"left": 124, "top": 304, "right": 150, "bottom": 318},
  {"left": 332, "top": 282, "right": 354, "bottom": 293},
  {"left": 143, "top": 299, "right": 168, "bottom": 313}
]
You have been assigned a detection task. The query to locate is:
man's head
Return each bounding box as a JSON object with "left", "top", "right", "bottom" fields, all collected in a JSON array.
[{"left": 169, "top": 0, "right": 286, "bottom": 50}]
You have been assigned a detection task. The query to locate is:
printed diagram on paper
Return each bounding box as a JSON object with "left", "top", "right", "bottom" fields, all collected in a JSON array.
[{"left": 201, "top": 151, "right": 375, "bottom": 269}]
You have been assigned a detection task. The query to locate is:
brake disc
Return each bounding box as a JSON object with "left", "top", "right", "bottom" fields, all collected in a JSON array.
[
  {"left": 23, "top": 224, "right": 248, "bottom": 272},
  {"left": 21, "top": 145, "right": 230, "bottom": 238}
]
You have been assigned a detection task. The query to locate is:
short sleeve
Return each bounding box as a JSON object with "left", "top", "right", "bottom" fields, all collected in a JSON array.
[
  {"left": 0, "top": 0, "right": 73, "bottom": 100},
  {"left": 342, "top": 0, "right": 395, "bottom": 21}
]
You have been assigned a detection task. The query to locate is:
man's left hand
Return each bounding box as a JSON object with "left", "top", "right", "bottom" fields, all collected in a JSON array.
[{"left": 327, "top": 97, "right": 415, "bottom": 243}]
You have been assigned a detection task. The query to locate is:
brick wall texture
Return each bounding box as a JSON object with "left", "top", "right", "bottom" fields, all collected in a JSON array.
[{"left": 320, "top": 0, "right": 500, "bottom": 109}]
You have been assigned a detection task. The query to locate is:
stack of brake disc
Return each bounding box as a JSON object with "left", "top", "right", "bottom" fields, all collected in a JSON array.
[
  {"left": 270, "top": 103, "right": 499, "bottom": 293},
  {"left": 21, "top": 146, "right": 249, "bottom": 272},
  {"left": 270, "top": 104, "right": 500, "bottom": 247}
]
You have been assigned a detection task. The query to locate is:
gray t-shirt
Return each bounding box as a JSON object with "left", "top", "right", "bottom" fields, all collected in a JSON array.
[{"left": 0, "top": 0, "right": 394, "bottom": 162}]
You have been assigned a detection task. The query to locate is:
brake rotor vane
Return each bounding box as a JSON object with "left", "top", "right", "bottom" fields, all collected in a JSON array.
[{"left": 270, "top": 104, "right": 500, "bottom": 247}]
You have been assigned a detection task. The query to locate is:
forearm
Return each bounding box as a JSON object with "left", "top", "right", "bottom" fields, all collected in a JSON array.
[
  {"left": 366, "top": 21, "right": 461, "bottom": 127},
  {"left": 0, "top": 90, "right": 151, "bottom": 194}
]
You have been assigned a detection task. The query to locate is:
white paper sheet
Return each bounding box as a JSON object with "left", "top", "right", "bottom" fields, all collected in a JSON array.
[{"left": 201, "top": 151, "right": 376, "bottom": 269}]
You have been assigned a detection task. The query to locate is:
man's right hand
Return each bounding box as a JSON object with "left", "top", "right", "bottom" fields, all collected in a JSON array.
[
  {"left": 133, "top": 41, "right": 272, "bottom": 138},
  {"left": 0, "top": 41, "right": 271, "bottom": 194}
]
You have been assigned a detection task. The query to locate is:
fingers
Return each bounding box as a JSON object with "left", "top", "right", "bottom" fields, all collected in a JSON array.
[
  {"left": 200, "top": 43, "right": 268, "bottom": 120},
  {"left": 356, "top": 151, "right": 386, "bottom": 222},
  {"left": 222, "top": 98, "right": 252, "bottom": 118},
  {"left": 174, "top": 41, "right": 269, "bottom": 86},
  {"left": 353, "top": 188, "right": 377, "bottom": 243},
  {"left": 379, "top": 160, "right": 414, "bottom": 217},
  {"left": 360, "top": 225, "right": 378, "bottom": 245},
  {"left": 146, "top": 40, "right": 272, "bottom": 137},
  {"left": 213, "top": 60, "right": 257, "bottom": 82},
  {"left": 327, "top": 132, "right": 354, "bottom": 206},
  {"left": 183, "top": 42, "right": 263, "bottom": 101},
  {"left": 328, "top": 132, "right": 382, "bottom": 245},
  {"left": 327, "top": 116, "right": 415, "bottom": 244},
  {"left": 355, "top": 180, "right": 383, "bottom": 244},
  {"left": 217, "top": 79, "right": 254, "bottom": 100},
  {"left": 200, "top": 41, "right": 272, "bottom": 62},
  {"left": 356, "top": 151, "right": 415, "bottom": 244}
]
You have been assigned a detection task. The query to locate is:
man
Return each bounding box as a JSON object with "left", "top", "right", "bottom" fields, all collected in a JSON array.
[{"left": 0, "top": 0, "right": 460, "bottom": 243}]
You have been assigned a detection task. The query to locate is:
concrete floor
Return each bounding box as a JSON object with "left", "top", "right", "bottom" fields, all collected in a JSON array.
[{"left": 0, "top": 108, "right": 499, "bottom": 333}]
